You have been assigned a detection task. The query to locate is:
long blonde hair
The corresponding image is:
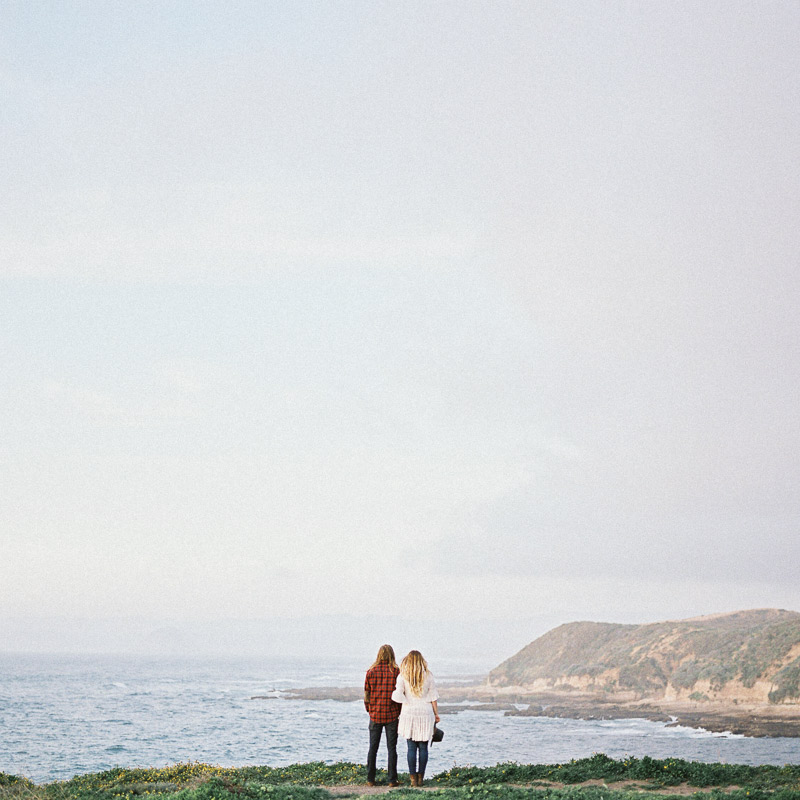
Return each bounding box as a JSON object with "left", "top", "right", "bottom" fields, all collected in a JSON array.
[
  {"left": 400, "top": 650, "right": 429, "bottom": 697},
  {"left": 370, "top": 644, "right": 398, "bottom": 670}
]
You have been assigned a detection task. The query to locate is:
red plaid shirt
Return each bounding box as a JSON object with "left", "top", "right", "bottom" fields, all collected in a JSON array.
[{"left": 364, "top": 662, "right": 401, "bottom": 723}]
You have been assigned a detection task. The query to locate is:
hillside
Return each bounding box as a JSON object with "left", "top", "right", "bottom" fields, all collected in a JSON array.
[{"left": 488, "top": 609, "right": 800, "bottom": 706}]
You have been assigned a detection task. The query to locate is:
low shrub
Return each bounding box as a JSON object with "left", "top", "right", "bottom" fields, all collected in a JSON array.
[
  {"left": 3, "top": 757, "right": 800, "bottom": 800},
  {"left": 0, "top": 775, "right": 33, "bottom": 789}
]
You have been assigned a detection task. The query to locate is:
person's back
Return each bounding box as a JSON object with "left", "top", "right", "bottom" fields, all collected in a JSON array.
[
  {"left": 364, "top": 645, "right": 401, "bottom": 786},
  {"left": 365, "top": 660, "right": 401, "bottom": 722},
  {"left": 392, "top": 650, "right": 440, "bottom": 787}
]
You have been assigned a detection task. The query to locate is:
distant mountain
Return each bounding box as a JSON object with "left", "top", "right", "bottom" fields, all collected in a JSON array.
[{"left": 488, "top": 609, "right": 800, "bottom": 705}]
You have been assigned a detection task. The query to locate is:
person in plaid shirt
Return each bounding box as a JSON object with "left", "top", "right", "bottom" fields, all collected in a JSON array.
[{"left": 364, "top": 644, "right": 401, "bottom": 786}]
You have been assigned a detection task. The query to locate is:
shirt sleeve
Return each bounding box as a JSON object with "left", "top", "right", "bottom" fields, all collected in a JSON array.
[
  {"left": 423, "top": 675, "right": 439, "bottom": 702},
  {"left": 391, "top": 674, "right": 406, "bottom": 704}
]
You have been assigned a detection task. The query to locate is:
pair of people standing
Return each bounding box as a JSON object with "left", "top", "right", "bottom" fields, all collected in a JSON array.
[{"left": 364, "top": 645, "right": 440, "bottom": 787}]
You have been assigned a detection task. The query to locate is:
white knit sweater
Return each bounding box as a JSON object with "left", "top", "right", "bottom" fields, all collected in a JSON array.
[{"left": 391, "top": 673, "right": 439, "bottom": 742}]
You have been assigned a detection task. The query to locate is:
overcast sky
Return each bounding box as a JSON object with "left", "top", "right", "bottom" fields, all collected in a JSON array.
[{"left": 2, "top": 1, "right": 799, "bottom": 662}]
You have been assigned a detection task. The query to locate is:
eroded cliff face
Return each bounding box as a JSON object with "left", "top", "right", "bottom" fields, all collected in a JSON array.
[
  {"left": 488, "top": 609, "right": 800, "bottom": 706},
  {"left": 662, "top": 677, "right": 777, "bottom": 704}
]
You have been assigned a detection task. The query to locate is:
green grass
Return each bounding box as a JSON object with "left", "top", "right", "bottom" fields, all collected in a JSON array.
[
  {"left": 2, "top": 756, "right": 800, "bottom": 800},
  {"left": 430, "top": 754, "right": 800, "bottom": 789}
]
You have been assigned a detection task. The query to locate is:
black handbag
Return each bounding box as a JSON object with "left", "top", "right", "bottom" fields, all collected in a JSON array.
[{"left": 432, "top": 725, "right": 444, "bottom": 743}]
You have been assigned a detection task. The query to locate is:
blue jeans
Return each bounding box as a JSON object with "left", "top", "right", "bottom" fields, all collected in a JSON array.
[
  {"left": 367, "top": 720, "right": 398, "bottom": 783},
  {"left": 406, "top": 739, "right": 428, "bottom": 776}
]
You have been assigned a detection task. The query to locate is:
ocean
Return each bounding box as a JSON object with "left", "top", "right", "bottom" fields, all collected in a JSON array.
[{"left": 2, "top": 653, "right": 799, "bottom": 784}]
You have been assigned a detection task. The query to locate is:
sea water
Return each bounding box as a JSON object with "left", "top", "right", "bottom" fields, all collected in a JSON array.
[{"left": 1, "top": 653, "right": 799, "bottom": 784}]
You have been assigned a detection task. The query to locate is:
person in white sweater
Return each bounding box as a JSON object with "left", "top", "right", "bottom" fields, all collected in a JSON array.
[{"left": 391, "top": 650, "right": 440, "bottom": 786}]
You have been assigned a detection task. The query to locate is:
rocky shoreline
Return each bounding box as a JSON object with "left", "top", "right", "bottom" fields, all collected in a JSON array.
[
  {"left": 251, "top": 683, "right": 800, "bottom": 738},
  {"left": 500, "top": 701, "right": 800, "bottom": 738}
]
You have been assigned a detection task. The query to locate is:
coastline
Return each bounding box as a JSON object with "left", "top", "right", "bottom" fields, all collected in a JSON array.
[{"left": 252, "top": 682, "right": 800, "bottom": 738}]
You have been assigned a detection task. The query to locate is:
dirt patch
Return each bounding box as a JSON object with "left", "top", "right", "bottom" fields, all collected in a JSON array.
[
  {"left": 325, "top": 781, "right": 745, "bottom": 796},
  {"left": 543, "top": 780, "right": 743, "bottom": 795},
  {"left": 326, "top": 785, "right": 433, "bottom": 795}
]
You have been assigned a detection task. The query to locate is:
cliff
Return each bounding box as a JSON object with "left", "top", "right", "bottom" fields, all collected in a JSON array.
[{"left": 488, "top": 609, "right": 800, "bottom": 706}]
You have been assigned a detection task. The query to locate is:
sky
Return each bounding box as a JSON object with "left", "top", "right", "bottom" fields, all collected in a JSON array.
[{"left": 2, "top": 1, "right": 799, "bottom": 664}]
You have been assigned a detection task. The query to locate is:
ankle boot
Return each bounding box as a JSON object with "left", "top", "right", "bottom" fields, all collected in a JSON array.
[
  {"left": 417, "top": 773, "right": 424, "bottom": 787},
  {"left": 410, "top": 773, "right": 419, "bottom": 787}
]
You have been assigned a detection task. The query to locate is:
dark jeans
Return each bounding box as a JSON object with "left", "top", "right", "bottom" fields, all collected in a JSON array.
[
  {"left": 367, "top": 719, "right": 398, "bottom": 783},
  {"left": 406, "top": 739, "right": 428, "bottom": 776}
]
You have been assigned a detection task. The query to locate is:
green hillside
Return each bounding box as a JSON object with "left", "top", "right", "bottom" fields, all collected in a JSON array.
[{"left": 488, "top": 609, "right": 800, "bottom": 703}]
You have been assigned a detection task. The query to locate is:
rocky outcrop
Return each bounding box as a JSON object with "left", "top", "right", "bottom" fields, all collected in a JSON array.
[{"left": 488, "top": 609, "right": 800, "bottom": 706}]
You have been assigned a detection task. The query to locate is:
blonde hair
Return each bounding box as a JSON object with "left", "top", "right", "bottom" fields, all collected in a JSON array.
[
  {"left": 400, "top": 650, "right": 429, "bottom": 697},
  {"left": 370, "top": 644, "right": 397, "bottom": 670}
]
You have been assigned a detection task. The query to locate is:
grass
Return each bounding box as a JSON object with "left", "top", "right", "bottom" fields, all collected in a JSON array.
[{"left": 2, "top": 756, "right": 800, "bottom": 800}]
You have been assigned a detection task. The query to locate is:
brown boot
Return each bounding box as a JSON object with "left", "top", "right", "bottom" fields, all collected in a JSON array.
[
  {"left": 417, "top": 773, "right": 424, "bottom": 787},
  {"left": 410, "top": 774, "right": 419, "bottom": 787}
]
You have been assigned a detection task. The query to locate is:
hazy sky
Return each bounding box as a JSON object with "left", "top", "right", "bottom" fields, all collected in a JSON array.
[{"left": 2, "top": 1, "right": 799, "bottom": 661}]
